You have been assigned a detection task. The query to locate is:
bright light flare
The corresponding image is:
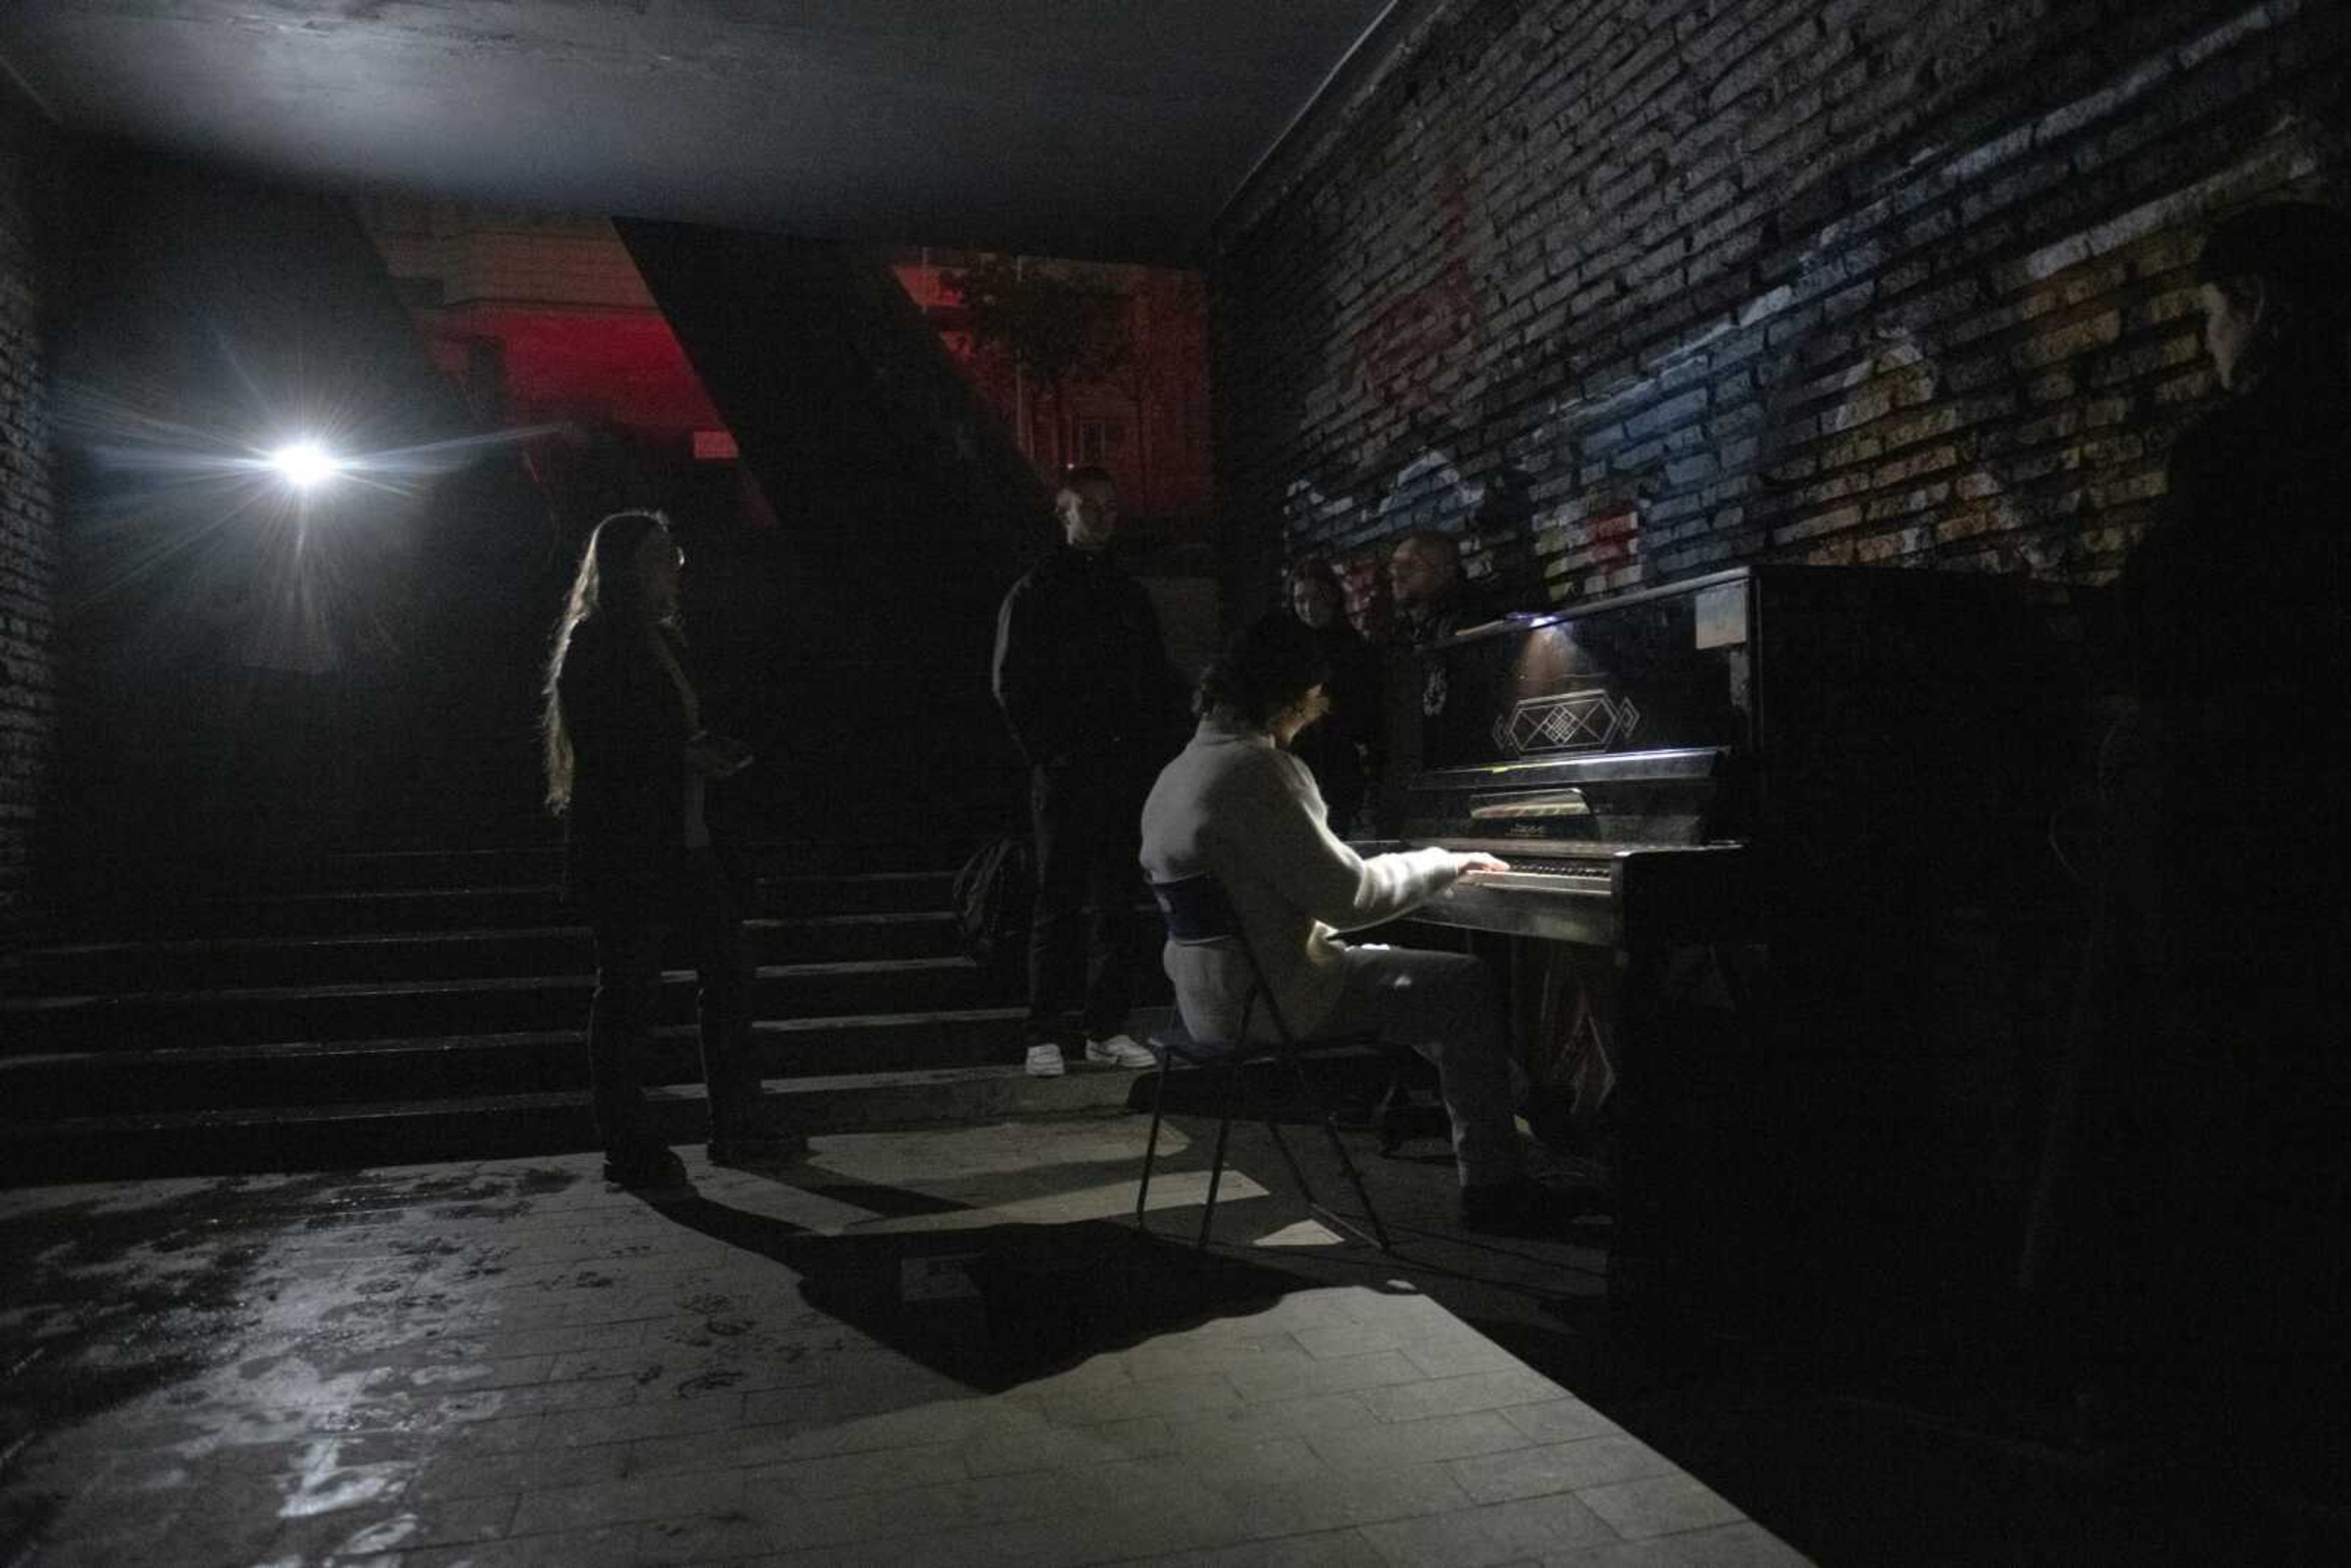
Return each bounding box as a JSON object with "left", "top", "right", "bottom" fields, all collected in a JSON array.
[{"left": 268, "top": 441, "right": 342, "bottom": 488}]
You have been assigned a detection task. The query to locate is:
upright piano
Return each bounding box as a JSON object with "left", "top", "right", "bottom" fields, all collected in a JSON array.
[{"left": 1360, "top": 564, "right": 2073, "bottom": 1319}]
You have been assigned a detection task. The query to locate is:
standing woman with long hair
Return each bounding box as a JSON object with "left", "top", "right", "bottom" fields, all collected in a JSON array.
[
  {"left": 1282, "top": 557, "right": 1382, "bottom": 837},
  {"left": 544, "top": 510, "right": 792, "bottom": 1187}
]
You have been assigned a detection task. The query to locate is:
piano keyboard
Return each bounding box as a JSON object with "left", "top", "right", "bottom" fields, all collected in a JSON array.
[{"left": 1464, "top": 857, "right": 1616, "bottom": 885}]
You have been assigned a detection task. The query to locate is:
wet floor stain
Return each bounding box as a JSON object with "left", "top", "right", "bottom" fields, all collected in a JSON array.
[
  {"left": 675, "top": 1368, "right": 744, "bottom": 1396},
  {"left": 0, "top": 1138, "right": 1408, "bottom": 1566},
  {"left": 0, "top": 1161, "right": 589, "bottom": 1563},
  {"left": 0, "top": 1171, "right": 345, "bottom": 1558}
]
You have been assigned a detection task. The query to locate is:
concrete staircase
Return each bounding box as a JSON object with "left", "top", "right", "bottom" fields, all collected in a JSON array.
[{"left": 1, "top": 843, "right": 1171, "bottom": 1182}]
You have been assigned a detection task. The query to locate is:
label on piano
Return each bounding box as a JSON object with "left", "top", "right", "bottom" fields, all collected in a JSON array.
[{"left": 1694, "top": 582, "right": 1749, "bottom": 650}]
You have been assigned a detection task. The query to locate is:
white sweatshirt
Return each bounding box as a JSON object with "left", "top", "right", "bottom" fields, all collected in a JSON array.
[{"left": 1139, "top": 715, "right": 1471, "bottom": 1043}]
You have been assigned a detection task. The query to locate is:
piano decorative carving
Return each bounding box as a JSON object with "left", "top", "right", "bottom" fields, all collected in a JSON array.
[{"left": 1494, "top": 690, "right": 1640, "bottom": 756}]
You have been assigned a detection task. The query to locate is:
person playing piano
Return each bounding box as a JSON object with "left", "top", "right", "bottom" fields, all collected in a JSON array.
[{"left": 1141, "top": 611, "right": 1582, "bottom": 1237}]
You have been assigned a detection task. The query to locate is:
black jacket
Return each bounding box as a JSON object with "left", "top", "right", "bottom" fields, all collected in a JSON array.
[
  {"left": 1394, "top": 579, "right": 1498, "bottom": 649},
  {"left": 1287, "top": 621, "right": 1382, "bottom": 814},
  {"left": 2102, "top": 365, "right": 2350, "bottom": 977},
  {"left": 2120, "top": 371, "right": 2351, "bottom": 738},
  {"left": 2021, "top": 368, "right": 2350, "bottom": 1324},
  {"left": 558, "top": 615, "right": 702, "bottom": 920},
  {"left": 991, "top": 545, "right": 1182, "bottom": 768}
]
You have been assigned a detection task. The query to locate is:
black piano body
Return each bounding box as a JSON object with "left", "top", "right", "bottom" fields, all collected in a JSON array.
[{"left": 1359, "top": 564, "right": 2078, "bottom": 1325}]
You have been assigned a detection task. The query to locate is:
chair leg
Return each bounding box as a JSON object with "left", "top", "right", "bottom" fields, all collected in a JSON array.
[
  {"left": 1262, "top": 1106, "right": 1317, "bottom": 1212},
  {"left": 1293, "top": 1057, "right": 1393, "bottom": 1251},
  {"left": 1196, "top": 1064, "right": 1239, "bottom": 1254},
  {"left": 1135, "top": 1058, "right": 1172, "bottom": 1237},
  {"left": 1374, "top": 1067, "right": 1409, "bottom": 1155}
]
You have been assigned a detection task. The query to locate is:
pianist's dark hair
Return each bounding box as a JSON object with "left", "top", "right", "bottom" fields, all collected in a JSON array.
[
  {"left": 2198, "top": 201, "right": 2351, "bottom": 395},
  {"left": 1196, "top": 611, "right": 1332, "bottom": 729},
  {"left": 541, "top": 509, "right": 674, "bottom": 816}
]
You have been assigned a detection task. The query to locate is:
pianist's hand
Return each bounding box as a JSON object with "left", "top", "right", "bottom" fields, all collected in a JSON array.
[{"left": 1455, "top": 852, "right": 1511, "bottom": 879}]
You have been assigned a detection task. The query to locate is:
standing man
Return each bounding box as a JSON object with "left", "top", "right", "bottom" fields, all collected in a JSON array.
[
  {"left": 1387, "top": 530, "right": 1488, "bottom": 647},
  {"left": 1385, "top": 528, "right": 1496, "bottom": 757},
  {"left": 992, "top": 467, "right": 1182, "bottom": 1077}
]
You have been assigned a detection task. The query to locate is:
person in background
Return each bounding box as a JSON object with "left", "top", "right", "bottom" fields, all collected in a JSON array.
[
  {"left": 2022, "top": 201, "right": 2351, "bottom": 1497},
  {"left": 1386, "top": 529, "right": 1488, "bottom": 647},
  {"left": 1282, "top": 557, "right": 1382, "bottom": 839},
  {"left": 543, "top": 510, "right": 795, "bottom": 1189},
  {"left": 1141, "top": 611, "right": 1584, "bottom": 1237},
  {"left": 1385, "top": 528, "right": 1501, "bottom": 735},
  {"left": 992, "top": 467, "right": 1186, "bottom": 1078}
]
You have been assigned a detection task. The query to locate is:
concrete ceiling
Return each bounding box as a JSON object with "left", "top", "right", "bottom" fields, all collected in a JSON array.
[{"left": 0, "top": 1, "right": 1397, "bottom": 263}]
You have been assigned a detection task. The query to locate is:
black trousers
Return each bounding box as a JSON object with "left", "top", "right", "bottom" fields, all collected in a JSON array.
[
  {"left": 2022, "top": 734, "right": 2349, "bottom": 1477},
  {"left": 1026, "top": 751, "right": 1149, "bottom": 1043},
  {"left": 586, "top": 849, "right": 760, "bottom": 1154}
]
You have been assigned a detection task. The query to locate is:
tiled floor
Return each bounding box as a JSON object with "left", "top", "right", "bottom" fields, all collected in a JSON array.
[{"left": 0, "top": 1116, "right": 1809, "bottom": 1567}]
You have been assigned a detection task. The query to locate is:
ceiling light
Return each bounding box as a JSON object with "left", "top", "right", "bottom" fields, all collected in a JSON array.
[{"left": 268, "top": 441, "right": 341, "bottom": 488}]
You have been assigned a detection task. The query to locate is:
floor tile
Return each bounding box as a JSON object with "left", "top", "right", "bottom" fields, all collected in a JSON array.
[
  {"left": 1541, "top": 1520, "right": 1815, "bottom": 1566},
  {"left": 1573, "top": 1472, "right": 1747, "bottom": 1541},
  {"left": 1496, "top": 1398, "right": 1621, "bottom": 1445},
  {"left": 1449, "top": 1433, "right": 1679, "bottom": 1502},
  {"left": 1306, "top": 1409, "right": 1534, "bottom": 1472},
  {"left": 507, "top": 1466, "right": 746, "bottom": 1534},
  {"left": 1357, "top": 1488, "right": 1619, "bottom": 1565},
  {"left": 1357, "top": 1368, "right": 1566, "bottom": 1424},
  {"left": 0, "top": 1142, "right": 1813, "bottom": 1568},
  {"left": 1224, "top": 1461, "right": 1473, "bottom": 1537}
]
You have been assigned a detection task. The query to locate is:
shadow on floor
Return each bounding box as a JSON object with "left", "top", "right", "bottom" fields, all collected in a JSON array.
[{"left": 667, "top": 1109, "right": 2350, "bottom": 1568}]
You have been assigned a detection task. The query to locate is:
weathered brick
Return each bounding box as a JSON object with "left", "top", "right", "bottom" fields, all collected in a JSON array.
[
  {"left": 1212, "top": 0, "right": 2350, "bottom": 612},
  {"left": 0, "top": 83, "right": 56, "bottom": 931}
]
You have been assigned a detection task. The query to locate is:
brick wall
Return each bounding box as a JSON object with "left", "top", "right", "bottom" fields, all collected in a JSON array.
[
  {"left": 1210, "top": 0, "right": 2351, "bottom": 613},
  {"left": 0, "top": 81, "right": 58, "bottom": 936}
]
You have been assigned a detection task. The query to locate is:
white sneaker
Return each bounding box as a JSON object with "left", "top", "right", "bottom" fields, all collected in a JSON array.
[
  {"left": 1024, "top": 1043, "right": 1067, "bottom": 1078},
  {"left": 1084, "top": 1033, "right": 1158, "bottom": 1069}
]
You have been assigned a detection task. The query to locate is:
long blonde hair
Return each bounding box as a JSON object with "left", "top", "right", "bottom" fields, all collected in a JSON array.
[{"left": 541, "top": 509, "right": 673, "bottom": 814}]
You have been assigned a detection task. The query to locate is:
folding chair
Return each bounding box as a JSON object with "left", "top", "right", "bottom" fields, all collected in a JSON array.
[{"left": 1136, "top": 873, "right": 1392, "bottom": 1252}]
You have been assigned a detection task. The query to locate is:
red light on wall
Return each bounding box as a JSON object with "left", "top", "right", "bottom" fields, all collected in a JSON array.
[{"left": 691, "top": 430, "right": 740, "bottom": 460}]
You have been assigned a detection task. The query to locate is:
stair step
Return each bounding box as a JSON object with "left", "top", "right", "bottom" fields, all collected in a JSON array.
[
  {"left": 296, "top": 844, "right": 969, "bottom": 893},
  {"left": 80, "top": 885, "right": 572, "bottom": 939},
  {"left": 0, "top": 1051, "right": 1394, "bottom": 1185},
  {"left": 0, "top": 1009, "right": 1036, "bottom": 1115},
  {"left": 69, "top": 871, "right": 962, "bottom": 937},
  {"left": 6, "top": 912, "right": 967, "bottom": 990},
  {"left": 0, "top": 1068, "right": 1146, "bottom": 1184},
  {"left": 1, "top": 957, "right": 1027, "bottom": 1051},
  {"left": 14, "top": 829, "right": 1210, "bottom": 1177}
]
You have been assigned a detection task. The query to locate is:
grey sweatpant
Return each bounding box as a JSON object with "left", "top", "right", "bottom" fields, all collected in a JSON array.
[{"left": 1320, "top": 944, "right": 1522, "bottom": 1187}]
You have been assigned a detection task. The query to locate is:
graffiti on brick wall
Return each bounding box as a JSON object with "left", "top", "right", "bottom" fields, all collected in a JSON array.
[
  {"left": 1348, "top": 260, "right": 1477, "bottom": 423},
  {"left": 1343, "top": 160, "right": 1482, "bottom": 416},
  {"left": 1282, "top": 433, "right": 1542, "bottom": 629},
  {"left": 1274, "top": 159, "right": 1552, "bottom": 620},
  {"left": 1269, "top": 0, "right": 2332, "bottom": 607}
]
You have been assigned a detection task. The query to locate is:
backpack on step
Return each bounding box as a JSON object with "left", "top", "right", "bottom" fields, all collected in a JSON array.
[{"left": 951, "top": 835, "right": 1034, "bottom": 977}]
